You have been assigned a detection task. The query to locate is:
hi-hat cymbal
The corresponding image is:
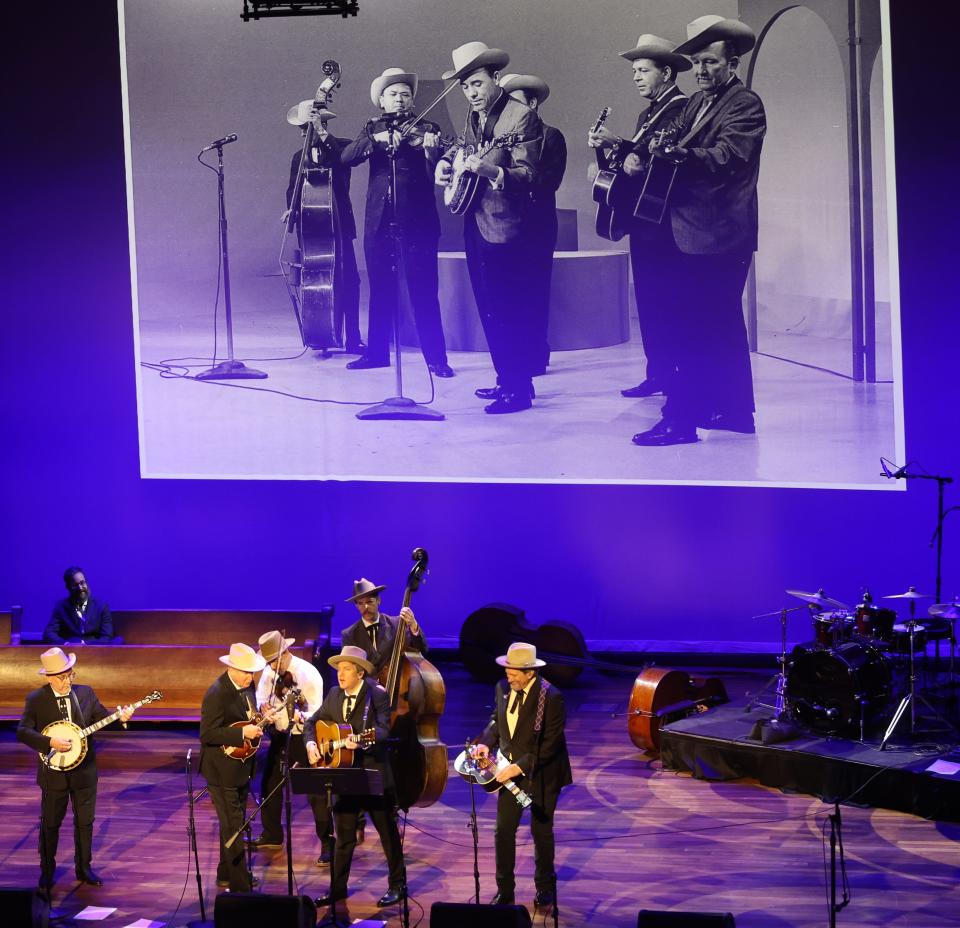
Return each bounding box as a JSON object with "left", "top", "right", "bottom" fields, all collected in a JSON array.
[
  {"left": 785, "top": 588, "right": 848, "bottom": 610},
  {"left": 883, "top": 587, "right": 933, "bottom": 600},
  {"left": 930, "top": 602, "right": 960, "bottom": 620}
]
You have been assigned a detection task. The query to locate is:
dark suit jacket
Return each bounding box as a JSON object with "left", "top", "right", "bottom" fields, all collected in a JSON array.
[
  {"left": 665, "top": 77, "right": 766, "bottom": 255},
  {"left": 286, "top": 134, "right": 358, "bottom": 242},
  {"left": 340, "top": 127, "right": 441, "bottom": 241},
  {"left": 530, "top": 122, "right": 567, "bottom": 244},
  {"left": 480, "top": 676, "right": 573, "bottom": 804},
  {"left": 308, "top": 679, "right": 394, "bottom": 790},
  {"left": 340, "top": 613, "right": 427, "bottom": 676},
  {"left": 199, "top": 671, "right": 258, "bottom": 788},
  {"left": 44, "top": 596, "right": 114, "bottom": 644},
  {"left": 17, "top": 683, "right": 110, "bottom": 790},
  {"left": 442, "top": 91, "right": 543, "bottom": 244}
]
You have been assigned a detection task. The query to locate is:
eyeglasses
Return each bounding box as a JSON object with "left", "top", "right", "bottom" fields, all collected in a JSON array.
[{"left": 53, "top": 670, "right": 76, "bottom": 681}]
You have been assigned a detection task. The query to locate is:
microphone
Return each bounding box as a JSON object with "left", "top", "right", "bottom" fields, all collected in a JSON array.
[
  {"left": 892, "top": 463, "right": 910, "bottom": 479},
  {"left": 880, "top": 458, "right": 910, "bottom": 479},
  {"left": 200, "top": 133, "right": 238, "bottom": 152},
  {"left": 186, "top": 747, "right": 192, "bottom": 764}
]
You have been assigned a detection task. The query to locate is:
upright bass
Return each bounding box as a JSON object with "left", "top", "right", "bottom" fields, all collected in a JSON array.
[{"left": 380, "top": 547, "right": 448, "bottom": 809}]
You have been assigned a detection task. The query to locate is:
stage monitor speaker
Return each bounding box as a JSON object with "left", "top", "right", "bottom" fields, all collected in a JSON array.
[
  {"left": 638, "top": 910, "right": 735, "bottom": 927},
  {"left": 431, "top": 901, "right": 532, "bottom": 928},
  {"left": 214, "top": 893, "right": 315, "bottom": 928},
  {"left": 0, "top": 888, "right": 48, "bottom": 928}
]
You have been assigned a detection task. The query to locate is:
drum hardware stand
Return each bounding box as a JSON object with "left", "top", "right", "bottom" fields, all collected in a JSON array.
[
  {"left": 196, "top": 137, "right": 267, "bottom": 381},
  {"left": 827, "top": 801, "right": 850, "bottom": 927},
  {"left": 746, "top": 604, "right": 807, "bottom": 718}
]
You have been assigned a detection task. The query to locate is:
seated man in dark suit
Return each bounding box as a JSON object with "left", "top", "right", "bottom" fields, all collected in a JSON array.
[
  {"left": 307, "top": 646, "right": 406, "bottom": 908},
  {"left": 340, "top": 577, "right": 426, "bottom": 676},
  {"left": 44, "top": 567, "right": 120, "bottom": 645}
]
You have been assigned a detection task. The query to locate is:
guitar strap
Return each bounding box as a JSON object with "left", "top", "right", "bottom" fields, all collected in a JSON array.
[
  {"left": 70, "top": 689, "right": 85, "bottom": 727},
  {"left": 632, "top": 91, "right": 687, "bottom": 144},
  {"left": 534, "top": 678, "right": 550, "bottom": 733}
]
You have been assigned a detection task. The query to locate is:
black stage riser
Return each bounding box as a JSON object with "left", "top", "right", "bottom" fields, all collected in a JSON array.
[
  {"left": 638, "top": 911, "right": 736, "bottom": 927},
  {"left": 214, "top": 893, "right": 316, "bottom": 928}
]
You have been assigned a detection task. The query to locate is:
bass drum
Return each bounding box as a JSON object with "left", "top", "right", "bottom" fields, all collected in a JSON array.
[{"left": 788, "top": 641, "right": 891, "bottom": 735}]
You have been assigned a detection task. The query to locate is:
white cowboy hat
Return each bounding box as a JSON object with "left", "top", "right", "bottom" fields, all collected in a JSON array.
[
  {"left": 495, "top": 641, "right": 546, "bottom": 670},
  {"left": 370, "top": 67, "right": 418, "bottom": 107},
  {"left": 346, "top": 577, "right": 386, "bottom": 603},
  {"left": 442, "top": 41, "right": 510, "bottom": 82},
  {"left": 286, "top": 100, "right": 336, "bottom": 126},
  {"left": 257, "top": 630, "right": 296, "bottom": 663},
  {"left": 619, "top": 34, "right": 693, "bottom": 72},
  {"left": 328, "top": 645, "right": 375, "bottom": 676},
  {"left": 38, "top": 647, "right": 77, "bottom": 675},
  {"left": 219, "top": 642, "right": 266, "bottom": 673},
  {"left": 498, "top": 73, "right": 551, "bottom": 104},
  {"left": 673, "top": 15, "right": 757, "bottom": 57}
]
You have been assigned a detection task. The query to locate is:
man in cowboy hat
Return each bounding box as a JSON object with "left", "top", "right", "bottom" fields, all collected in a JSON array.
[
  {"left": 587, "top": 35, "right": 691, "bottom": 401},
  {"left": 340, "top": 577, "right": 426, "bottom": 676},
  {"left": 248, "top": 630, "right": 333, "bottom": 864},
  {"left": 16, "top": 647, "right": 136, "bottom": 890},
  {"left": 632, "top": 15, "right": 766, "bottom": 446},
  {"left": 307, "top": 646, "right": 407, "bottom": 909},
  {"left": 340, "top": 68, "right": 454, "bottom": 378},
  {"left": 470, "top": 641, "right": 572, "bottom": 911},
  {"left": 435, "top": 42, "right": 545, "bottom": 414},
  {"left": 283, "top": 98, "right": 364, "bottom": 353},
  {"left": 44, "top": 566, "right": 121, "bottom": 644},
  {"left": 199, "top": 642, "right": 272, "bottom": 892},
  {"left": 499, "top": 73, "right": 567, "bottom": 378}
]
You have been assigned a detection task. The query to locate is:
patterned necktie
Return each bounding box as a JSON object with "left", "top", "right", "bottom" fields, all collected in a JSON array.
[{"left": 57, "top": 696, "right": 69, "bottom": 720}]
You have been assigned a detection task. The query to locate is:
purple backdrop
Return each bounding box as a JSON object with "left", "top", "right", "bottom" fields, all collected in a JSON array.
[{"left": 3, "top": 1, "right": 957, "bottom": 648}]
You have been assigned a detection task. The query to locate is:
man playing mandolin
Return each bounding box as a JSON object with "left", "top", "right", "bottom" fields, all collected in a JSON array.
[
  {"left": 17, "top": 647, "right": 136, "bottom": 890},
  {"left": 470, "top": 641, "right": 572, "bottom": 912},
  {"left": 307, "top": 645, "right": 407, "bottom": 909}
]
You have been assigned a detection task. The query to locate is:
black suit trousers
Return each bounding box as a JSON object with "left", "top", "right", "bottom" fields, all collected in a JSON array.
[
  {"left": 330, "top": 794, "right": 405, "bottom": 897},
  {"left": 464, "top": 218, "right": 538, "bottom": 393},
  {"left": 39, "top": 779, "right": 97, "bottom": 877},
  {"left": 364, "top": 227, "right": 448, "bottom": 367},
  {"left": 529, "top": 217, "right": 557, "bottom": 372},
  {"left": 661, "top": 249, "right": 756, "bottom": 424},
  {"left": 258, "top": 731, "right": 332, "bottom": 845},
  {"left": 494, "top": 784, "right": 560, "bottom": 895},
  {"left": 209, "top": 782, "right": 252, "bottom": 892},
  {"left": 335, "top": 238, "right": 362, "bottom": 348}
]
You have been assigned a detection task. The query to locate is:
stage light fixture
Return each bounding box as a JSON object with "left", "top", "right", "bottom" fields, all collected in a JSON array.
[{"left": 241, "top": 0, "right": 358, "bottom": 22}]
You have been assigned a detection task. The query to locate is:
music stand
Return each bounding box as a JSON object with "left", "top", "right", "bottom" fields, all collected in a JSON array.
[{"left": 291, "top": 767, "right": 384, "bottom": 928}]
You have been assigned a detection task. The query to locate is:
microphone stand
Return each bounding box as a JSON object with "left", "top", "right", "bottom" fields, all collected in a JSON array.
[
  {"left": 356, "top": 109, "right": 444, "bottom": 421},
  {"left": 464, "top": 741, "right": 481, "bottom": 905},
  {"left": 282, "top": 734, "right": 295, "bottom": 896},
  {"left": 828, "top": 801, "right": 850, "bottom": 927},
  {"left": 196, "top": 139, "right": 267, "bottom": 381},
  {"left": 186, "top": 749, "right": 207, "bottom": 923}
]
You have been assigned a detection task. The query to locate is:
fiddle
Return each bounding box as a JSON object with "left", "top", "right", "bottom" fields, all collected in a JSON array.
[{"left": 365, "top": 112, "right": 453, "bottom": 149}]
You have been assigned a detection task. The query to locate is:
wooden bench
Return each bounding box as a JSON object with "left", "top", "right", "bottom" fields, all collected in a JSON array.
[{"left": 0, "top": 609, "right": 333, "bottom": 722}]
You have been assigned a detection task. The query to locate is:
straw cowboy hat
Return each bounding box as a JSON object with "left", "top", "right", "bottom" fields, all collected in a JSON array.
[
  {"left": 286, "top": 100, "right": 336, "bottom": 126},
  {"left": 498, "top": 73, "right": 551, "bottom": 104},
  {"left": 673, "top": 15, "right": 757, "bottom": 57},
  {"left": 619, "top": 34, "right": 693, "bottom": 72},
  {"left": 370, "top": 67, "right": 418, "bottom": 106},
  {"left": 219, "top": 642, "right": 266, "bottom": 673},
  {"left": 257, "top": 630, "right": 295, "bottom": 664},
  {"left": 328, "top": 645, "right": 375, "bottom": 676},
  {"left": 495, "top": 641, "right": 546, "bottom": 669},
  {"left": 442, "top": 41, "right": 510, "bottom": 82},
  {"left": 346, "top": 578, "right": 386, "bottom": 603},
  {"left": 38, "top": 647, "right": 77, "bottom": 675}
]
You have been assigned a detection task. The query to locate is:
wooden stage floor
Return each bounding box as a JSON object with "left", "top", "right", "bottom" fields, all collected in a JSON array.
[{"left": 1, "top": 665, "right": 958, "bottom": 927}]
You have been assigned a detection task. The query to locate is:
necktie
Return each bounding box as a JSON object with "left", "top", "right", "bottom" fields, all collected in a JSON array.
[
  {"left": 510, "top": 689, "right": 524, "bottom": 715},
  {"left": 57, "top": 696, "right": 69, "bottom": 720},
  {"left": 343, "top": 694, "right": 355, "bottom": 722},
  {"left": 366, "top": 623, "right": 378, "bottom": 649}
]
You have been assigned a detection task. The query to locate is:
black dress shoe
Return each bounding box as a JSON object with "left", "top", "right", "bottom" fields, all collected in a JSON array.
[
  {"left": 428, "top": 362, "right": 455, "bottom": 378},
  {"left": 376, "top": 886, "right": 405, "bottom": 907},
  {"left": 217, "top": 875, "right": 258, "bottom": 889},
  {"left": 534, "top": 889, "right": 556, "bottom": 908},
  {"left": 346, "top": 355, "right": 389, "bottom": 370},
  {"left": 631, "top": 419, "right": 699, "bottom": 446},
  {"left": 248, "top": 835, "right": 283, "bottom": 849},
  {"left": 76, "top": 869, "right": 103, "bottom": 886},
  {"left": 621, "top": 379, "right": 662, "bottom": 398},
  {"left": 699, "top": 412, "right": 756, "bottom": 433},
  {"left": 475, "top": 384, "right": 535, "bottom": 400},
  {"left": 490, "top": 891, "right": 515, "bottom": 905},
  {"left": 316, "top": 843, "right": 333, "bottom": 866},
  {"left": 314, "top": 890, "right": 347, "bottom": 906},
  {"left": 485, "top": 391, "right": 533, "bottom": 415}
]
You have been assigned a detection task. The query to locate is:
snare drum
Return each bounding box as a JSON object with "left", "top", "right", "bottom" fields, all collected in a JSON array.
[
  {"left": 854, "top": 605, "right": 896, "bottom": 641},
  {"left": 889, "top": 621, "right": 928, "bottom": 655},
  {"left": 813, "top": 611, "right": 854, "bottom": 647}
]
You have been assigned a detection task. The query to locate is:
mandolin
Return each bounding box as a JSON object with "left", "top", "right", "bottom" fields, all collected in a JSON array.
[
  {"left": 454, "top": 746, "right": 532, "bottom": 808},
  {"left": 41, "top": 690, "right": 162, "bottom": 771},
  {"left": 311, "top": 721, "right": 376, "bottom": 768}
]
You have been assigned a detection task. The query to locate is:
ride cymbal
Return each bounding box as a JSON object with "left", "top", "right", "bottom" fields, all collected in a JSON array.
[
  {"left": 883, "top": 586, "right": 933, "bottom": 600},
  {"left": 929, "top": 602, "right": 960, "bottom": 620},
  {"left": 785, "top": 588, "right": 848, "bottom": 610}
]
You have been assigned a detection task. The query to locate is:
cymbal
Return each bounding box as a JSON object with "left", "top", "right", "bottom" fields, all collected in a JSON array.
[
  {"left": 785, "top": 589, "right": 848, "bottom": 610},
  {"left": 930, "top": 602, "right": 960, "bottom": 620},
  {"left": 883, "top": 587, "right": 933, "bottom": 600}
]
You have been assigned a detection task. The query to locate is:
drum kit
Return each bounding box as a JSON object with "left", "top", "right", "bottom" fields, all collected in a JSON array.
[{"left": 754, "top": 587, "right": 959, "bottom": 744}]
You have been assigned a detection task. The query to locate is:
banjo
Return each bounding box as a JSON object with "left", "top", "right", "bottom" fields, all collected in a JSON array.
[
  {"left": 443, "top": 131, "right": 522, "bottom": 215},
  {"left": 40, "top": 690, "right": 162, "bottom": 771}
]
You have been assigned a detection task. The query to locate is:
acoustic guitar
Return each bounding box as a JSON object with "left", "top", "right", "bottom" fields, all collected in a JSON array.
[
  {"left": 311, "top": 721, "right": 376, "bottom": 768},
  {"left": 454, "top": 747, "right": 532, "bottom": 808},
  {"left": 591, "top": 106, "right": 632, "bottom": 242},
  {"left": 41, "top": 690, "right": 162, "bottom": 771},
  {"left": 633, "top": 128, "right": 681, "bottom": 225}
]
